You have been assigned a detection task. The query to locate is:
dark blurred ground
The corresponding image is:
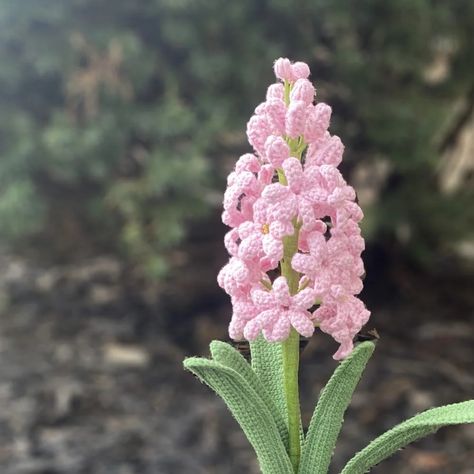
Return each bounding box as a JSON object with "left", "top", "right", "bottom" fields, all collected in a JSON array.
[
  {"left": 0, "top": 251, "right": 473, "bottom": 474},
  {"left": 0, "top": 2, "right": 473, "bottom": 473}
]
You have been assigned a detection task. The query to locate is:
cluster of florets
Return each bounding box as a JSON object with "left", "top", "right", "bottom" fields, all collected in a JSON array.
[{"left": 218, "top": 58, "right": 370, "bottom": 359}]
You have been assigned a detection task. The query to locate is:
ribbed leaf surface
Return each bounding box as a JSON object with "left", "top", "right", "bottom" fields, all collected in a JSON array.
[
  {"left": 341, "top": 400, "right": 474, "bottom": 473},
  {"left": 299, "top": 342, "right": 375, "bottom": 474},
  {"left": 210, "top": 340, "right": 289, "bottom": 449},
  {"left": 250, "top": 337, "right": 288, "bottom": 425},
  {"left": 183, "top": 357, "right": 293, "bottom": 474}
]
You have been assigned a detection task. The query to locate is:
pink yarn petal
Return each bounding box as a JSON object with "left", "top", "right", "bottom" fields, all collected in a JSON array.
[
  {"left": 288, "top": 310, "right": 315, "bottom": 338},
  {"left": 272, "top": 276, "right": 291, "bottom": 306},
  {"left": 290, "top": 78, "right": 315, "bottom": 105},
  {"left": 262, "top": 234, "right": 284, "bottom": 261},
  {"left": 235, "top": 153, "right": 261, "bottom": 173},
  {"left": 293, "top": 288, "right": 316, "bottom": 309},
  {"left": 333, "top": 340, "right": 354, "bottom": 360},
  {"left": 291, "top": 253, "right": 316, "bottom": 276},
  {"left": 251, "top": 288, "right": 275, "bottom": 309},
  {"left": 229, "top": 315, "right": 245, "bottom": 340},
  {"left": 264, "top": 135, "right": 290, "bottom": 168},
  {"left": 257, "top": 308, "right": 281, "bottom": 331},
  {"left": 291, "top": 61, "right": 310, "bottom": 80},
  {"left": 265, "top": 98, "right": 287, "bottom": 135},
  {"left": 282, "top": 157, "right": 304, "bottom": 193},
  {"left": 274, "top": 58, "right": 293, "bottom": 81},
  {"left": 266, "top": 83, "right": 284, "bottom": 100},
  {"left": 264, "top": 314, "right": 291, "bottom": 342},
  {"left": 286, "top": 100, "right": 307, "bottom": 138},
  {"left": 243, "top": 318, "right": 263, "bottom": 341}
]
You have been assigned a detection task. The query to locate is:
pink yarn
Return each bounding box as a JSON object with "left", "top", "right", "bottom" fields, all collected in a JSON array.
[
  {"left": 273, "top": 58, "right": 293, "bottom": 82},
  {"left": 290, "top": 79, "right": 315, "bottom": 105},
  {"left": 264, "top": 136, "right": 290, "bottom": 168},
  {"left": 266, "top": 83, "right": 285, "bottom": 101},
  {"left": 274, "top": 58, "right": 311, "bottom": 83},
  {"left": 244, "top": 277, "right": 316, "bottom": 342},
  {"left": 264, "top": 98, "right": 287, "bottom": 135},
  {"left": 304, "top": 103, "right": 332, "bottom": 143},
  {"left": 286, "top": 100, "right": 307, "bottom": 138},
  {"left": 291, "top": 61, "right": 311, "bottom": 80},
  {"left": 218, "top": 58, "right": 370, "bottom": 359},
  {"left": 247, "top": 114, "right": 270, "bottom": 157}
]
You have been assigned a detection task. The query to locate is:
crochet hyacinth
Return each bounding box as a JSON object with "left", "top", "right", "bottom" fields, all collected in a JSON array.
[{"left": 218, "top": 58, "right": 370, "bottom": 359}]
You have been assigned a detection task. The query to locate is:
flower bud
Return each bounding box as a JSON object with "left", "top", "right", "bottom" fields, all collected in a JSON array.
[
  {"left": 291, "top": 61, "right": 310, "bottom": 80},
  {"left": 286, "top": 100, "right": 307, "bottom": 138},
  {"left": 264, "top": 135, "right": 290, "bottom": 168},
  {"left": 266, "top": 83, "right": 285, "bottom": 100},
  {"left": 290, "top": 78, "right": 315, "bottom": 105},
  {"left": 304, "top": 103, "right": 331, "bottom": 143},
  {"left": 265, "top": 98, "right": 286, "bottom": 135},
  {"left": 273, "top": 57, "right": 293, "bottom": 81}
]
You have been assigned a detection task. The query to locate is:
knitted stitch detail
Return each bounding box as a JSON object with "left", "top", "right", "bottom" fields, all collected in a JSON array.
[{"left": 218, "top": 58, "right": 370, "bottom": 359}]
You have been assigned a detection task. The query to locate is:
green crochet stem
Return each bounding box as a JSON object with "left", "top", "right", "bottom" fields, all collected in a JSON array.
[
  {"left": 278, "top": 115, "right": 305, "bottom": 471},
  {"left": 280, "top": 219, "right": 302, "bottom": 471},
  {"left": 281, "top": 328, "right": 301, "bottom": 471}
]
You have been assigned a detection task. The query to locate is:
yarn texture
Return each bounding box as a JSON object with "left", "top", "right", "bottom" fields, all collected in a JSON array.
[{"left": 218, "top": 57, "right": 370, "bottom": 360}]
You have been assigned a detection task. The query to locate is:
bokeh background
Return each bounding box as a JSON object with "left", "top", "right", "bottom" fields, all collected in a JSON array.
[{"left": 0, "top": 1, "right": 473, "bottom": 473}]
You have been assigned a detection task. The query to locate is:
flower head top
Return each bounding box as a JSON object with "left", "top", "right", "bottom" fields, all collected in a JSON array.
[{"left": 218, "top": 58, "right": 370, "bottom": 359}]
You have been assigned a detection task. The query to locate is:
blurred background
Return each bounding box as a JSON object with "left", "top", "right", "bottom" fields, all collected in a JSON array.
[{"left": 0, "top": 1, "right": 473, "bottom": 473}]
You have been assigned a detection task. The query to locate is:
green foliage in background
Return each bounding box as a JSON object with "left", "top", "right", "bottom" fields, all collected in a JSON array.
[{"left": 0, "top": 0, "right": 473, "bottom": 275}]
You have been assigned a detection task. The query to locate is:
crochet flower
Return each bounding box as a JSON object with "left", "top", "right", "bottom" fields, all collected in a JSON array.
[
  {"left": 292, "top": 231, "right": 364, "bottom": 301},
  {"left": 218, "top": 57, "right": 370, "bottom": 359},
  {"left": 313, "top": 296, "right": 371, "bottom": 359},
  {"left": 244, "top": 277, "right": 316, "bottom": 342}
]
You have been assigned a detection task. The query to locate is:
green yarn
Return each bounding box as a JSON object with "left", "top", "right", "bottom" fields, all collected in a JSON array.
[
  {"left": 298, "top": 341, "right": 375, "bottom": 474},
  {"left": 209, "top": 340, "right": 289, "bottom": 450},
  {"left": 341, "top": 400, "right": 474, "bottom": 473},
  {"left": 184, "top": 339, "right": 474, "bottom": 474},
  {"left": 250, "top": 337, "right": 288, "bottom": 427},
  {"left": 183, "top": 355, "right": 293, "bottom": 474}
]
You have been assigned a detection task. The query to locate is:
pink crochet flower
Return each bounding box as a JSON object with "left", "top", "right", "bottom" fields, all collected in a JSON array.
[
  {"left": 265, "top": 98, "right": 287, "bottom": 135},
  {"left": 273, "top": 58, "right": 293, "bottom": 82},
  {"left": 244, "top": 277, "right": 316, "bottom": 342},
  {"left": 286, "top": 100, "right": 307, "bottom": 138},
  {"left": 264, "top": 136, "right": 290, "bottom": 168},
  {"left": 222, "top": 158, "right": 273, "bottom": 228},
  {"left": 304, "top": 103, "right": 332, "bottom": 143},
  {"left": 290, "top": 79, "right": 315, "bottom": 105},
  {"left": 224, "top": 220, "right": 289, "bottom": 271},
  {"left": 274, "top": 58, "right": 310, "bottom": 82},
  {"left": 218, "top": 57, "right": 370, "bottom": 359},
  {"left": 247, "top": 114, "right": 271, "bottom": 157},
  {"left": 313, "top": 296, "right": 371, "bottom": 359},
  {"left": 292, "top": 231, "right": 364, "bottom": 301},
  {"left": 266, "top": 83, "right": 285, "bottom": 101},
  {"left": 254, "top": 182, "right": 298, "bottom": 224},
  {"left": 228, "top": 295, "right": 259, "bottom": 340},
  {"left": 306, "top": 133, "right": 344, "bottom": 167},
  {"left": 217, "top": 257, "right": 261, "bottom": 299}
]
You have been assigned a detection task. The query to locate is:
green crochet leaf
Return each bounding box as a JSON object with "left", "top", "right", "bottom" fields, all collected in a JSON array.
[
  {"left": 209, "top": 340, "right": 289, "bottom": 449},
  {"left": 341, "top": 400, "right": 474, "bottom": 474},
  {"left": 250, "top": 337, "right": 288, "bottom": 425},
  {"left": 299, "top": 341, "right": 375, "bottom": 474},
  {"left": 183, "top": 356, "right": 293, "bottom": 474}
]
